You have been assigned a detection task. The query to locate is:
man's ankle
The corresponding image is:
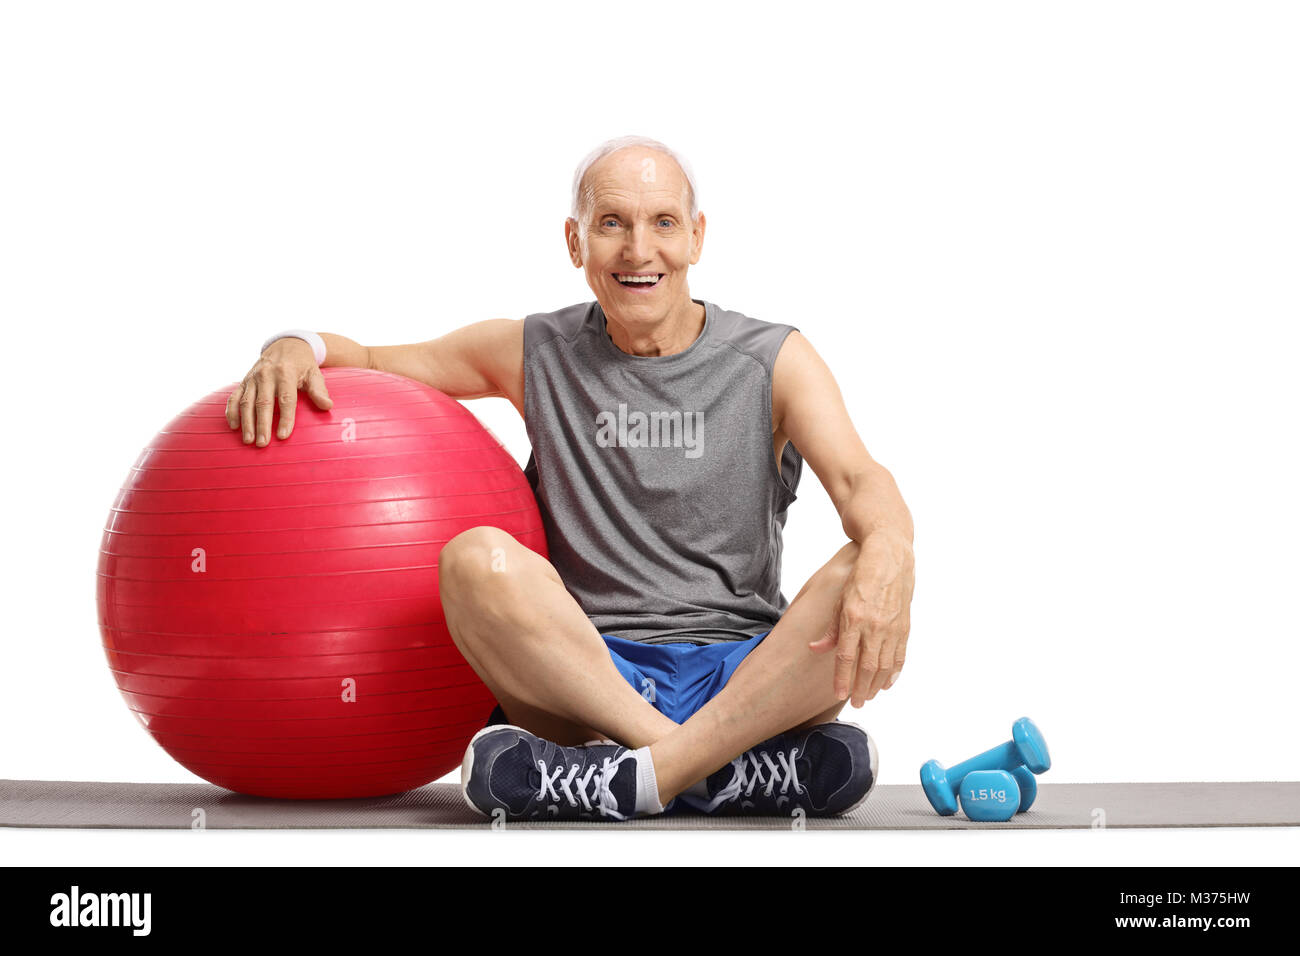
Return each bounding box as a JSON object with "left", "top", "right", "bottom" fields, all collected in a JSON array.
[{"left": 632, "top": 746, "right": 665, "bottom": 815}]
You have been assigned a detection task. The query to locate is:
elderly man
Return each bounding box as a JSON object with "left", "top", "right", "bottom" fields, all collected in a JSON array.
[{"left": 228, "top": 135, "right": 915, "bottom": 821}]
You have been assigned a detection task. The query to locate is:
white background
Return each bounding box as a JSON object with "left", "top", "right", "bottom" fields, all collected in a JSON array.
[{"left": 1, "top": 1, "right": 1296, "bottom": 865}]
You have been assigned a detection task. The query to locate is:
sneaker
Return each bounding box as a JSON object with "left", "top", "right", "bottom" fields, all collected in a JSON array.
[
  {"left": 683, "top": 722, "right": 879, "bottom": 817},
  {"left": 461, "top": 724, "right": 641, "bottom": 821}
]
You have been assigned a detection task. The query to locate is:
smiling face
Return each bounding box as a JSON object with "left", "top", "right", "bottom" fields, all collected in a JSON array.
[{"left": 565, "top": 147, "right": 706, "bottom": 336}]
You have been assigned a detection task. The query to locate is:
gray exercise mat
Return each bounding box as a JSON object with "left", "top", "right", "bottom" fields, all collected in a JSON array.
[{"left": 2, "top": 779, "right": 1296, "bottom": 829}]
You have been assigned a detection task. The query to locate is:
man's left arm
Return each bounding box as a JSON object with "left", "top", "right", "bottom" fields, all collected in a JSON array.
[{"left": 772, "top": 330, "right": 916, "bottom": 706}]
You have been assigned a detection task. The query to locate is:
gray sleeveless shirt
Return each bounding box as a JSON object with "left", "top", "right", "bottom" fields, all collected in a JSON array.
[{"left": 522, "top": 298, "right": 803, "bottom": 645}]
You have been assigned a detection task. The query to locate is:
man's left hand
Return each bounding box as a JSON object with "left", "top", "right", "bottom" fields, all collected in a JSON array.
[{"left": 809, "top": 529, "right": 916, "bottom": 706}]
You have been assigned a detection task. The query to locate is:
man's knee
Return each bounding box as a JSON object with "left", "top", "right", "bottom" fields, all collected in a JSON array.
[
  {"left": 829, "top": 539, "right": 862, "bottom": 579},
  {"left": 796, "top": 539, "right": 862, "bottom": 602},
  {"left": 439, "top": 526, "right": 528, "bottom": 604},
  {"left": 442, "top": 524, "right": 513, "bottom": 571}
]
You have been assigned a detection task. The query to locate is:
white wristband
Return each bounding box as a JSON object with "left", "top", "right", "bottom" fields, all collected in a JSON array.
[{"left": 261, "top": 329, "right": 327, "bottom": 366}]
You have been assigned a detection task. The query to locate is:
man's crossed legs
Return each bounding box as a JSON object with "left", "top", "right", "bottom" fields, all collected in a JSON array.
[{"left": 439, "top": 526, "right": 878, "bottom": 820}]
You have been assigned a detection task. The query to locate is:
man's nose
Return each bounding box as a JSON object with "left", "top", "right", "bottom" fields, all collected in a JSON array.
[{"left": 622, "top": 224, "right": 652, "bottom": 262}]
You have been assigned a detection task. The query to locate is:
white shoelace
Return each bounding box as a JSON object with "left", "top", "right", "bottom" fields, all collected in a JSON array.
[
  {"left": 703, "top": 747, "right": 804, "bottom": 813},
  {"left": 536, "top": 751, "right": 635, "bottom": 820}
]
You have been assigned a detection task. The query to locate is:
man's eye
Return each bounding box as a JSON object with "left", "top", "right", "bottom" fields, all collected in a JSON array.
[
  {"left": 658, "top": 219, "right": 674, "bottom": 228},
  {"left": 602, "top": 219, "right": 619, "bottom": 228}
]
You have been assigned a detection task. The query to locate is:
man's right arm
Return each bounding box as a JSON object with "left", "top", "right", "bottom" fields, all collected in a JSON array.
[
  {"left": 350, "top": 318, "right": 524, "bottom": 408},
  {"left": 227, "top": 319, "right": 525, "bottom": 447}
]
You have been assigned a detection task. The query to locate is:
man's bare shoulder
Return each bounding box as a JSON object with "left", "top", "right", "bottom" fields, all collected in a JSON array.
[
  {"left": 771, "top": 329, "right": 834, "bottom": 430},
  {"left": 474, "top": 318, "right": 525, "bottom": 415}
]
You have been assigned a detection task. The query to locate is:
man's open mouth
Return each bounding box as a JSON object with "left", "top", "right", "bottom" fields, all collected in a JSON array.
[{"left": 614, "top": 272, "right": 664, "bottom": 288}]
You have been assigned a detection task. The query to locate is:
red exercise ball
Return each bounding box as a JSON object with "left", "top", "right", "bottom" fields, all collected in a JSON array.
[{"left": 96, "top": 367, "right": 542, "bottom": 799}]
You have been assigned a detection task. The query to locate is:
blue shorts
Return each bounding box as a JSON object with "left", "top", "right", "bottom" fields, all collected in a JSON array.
[
  {"left": 483, "top": 630, "right": 770, "bottom": 729},
  {"left": 599, "top": 631, "right": 770, "bottom": 724}
]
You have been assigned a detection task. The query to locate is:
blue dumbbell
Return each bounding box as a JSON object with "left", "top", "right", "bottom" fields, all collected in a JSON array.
[
  {"left": 919, "top": 717, "right": 1050, "bottom": 816},
  {"left": 959, "top": 769, "right": 1021, "bottom": 822},
  {"left": 1010, "top": 765, "right": 1037, "bottom": 813}
]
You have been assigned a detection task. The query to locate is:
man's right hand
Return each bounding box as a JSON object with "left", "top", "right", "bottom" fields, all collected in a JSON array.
[{"left": 225, "top": 337, "right": 334, "bottom": 446}]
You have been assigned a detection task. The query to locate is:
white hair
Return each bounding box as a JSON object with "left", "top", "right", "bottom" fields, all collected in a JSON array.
[{"left": 569, "top": 135, "right": 700, "bottom": 224}]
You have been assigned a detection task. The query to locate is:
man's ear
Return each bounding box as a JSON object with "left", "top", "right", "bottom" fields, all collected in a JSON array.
[
  {"left": 564, "top": 217, "right": 584, "bottom": 268},
  {"left": 689, "top": 211, "right": 707, "bottom": 265}
]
